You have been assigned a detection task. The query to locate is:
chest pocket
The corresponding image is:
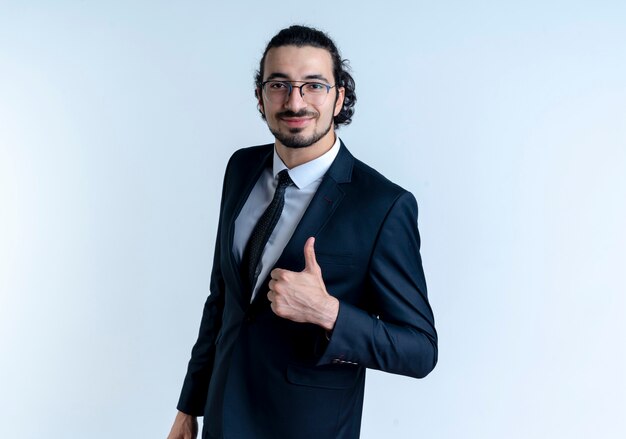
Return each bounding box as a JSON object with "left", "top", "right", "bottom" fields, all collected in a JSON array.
[{"left": 314, "top": 252, "right": 355, "bottom": 266}]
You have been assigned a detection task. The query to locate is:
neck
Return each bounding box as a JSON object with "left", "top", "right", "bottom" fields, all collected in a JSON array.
[{"left": 275, "top": 131, "right": 336, "bottom": 169}]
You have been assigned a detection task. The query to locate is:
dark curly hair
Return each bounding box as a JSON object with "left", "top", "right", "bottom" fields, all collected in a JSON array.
[{"left": 255, "top": 25, "right": 356, "bottom": 128}]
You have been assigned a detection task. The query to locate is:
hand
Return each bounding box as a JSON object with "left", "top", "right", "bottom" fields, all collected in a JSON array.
[
  {"left": 268, "top": 237, "right": 339, "bottom": 331},
  {"left": 166, "top": 411, "right": 198, "bottom": 439}
]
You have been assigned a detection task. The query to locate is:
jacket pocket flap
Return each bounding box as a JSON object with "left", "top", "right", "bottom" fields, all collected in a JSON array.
[{"left": 286, "top": 363, "right": 359, "bottom": 390}]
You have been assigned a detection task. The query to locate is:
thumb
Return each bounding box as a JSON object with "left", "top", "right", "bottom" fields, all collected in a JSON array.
[{"left": 303, "top": 237, "right": 320, "bottom": 273}]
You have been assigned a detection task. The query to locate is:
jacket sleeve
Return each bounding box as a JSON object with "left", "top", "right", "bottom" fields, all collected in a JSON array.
[
  {"left": 176, "top": 159, "right": 231, "bottom": 416},
  {"left": 316, "top": 191, "right": 438, "bottom": 378}
]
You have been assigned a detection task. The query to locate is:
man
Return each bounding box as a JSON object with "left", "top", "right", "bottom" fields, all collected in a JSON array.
[{"left": 167, "top": 25, "right": 437, "bottom": 439}]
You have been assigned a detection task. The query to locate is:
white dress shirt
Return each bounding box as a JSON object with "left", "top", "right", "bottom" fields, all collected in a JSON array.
[{"left": 233, "top": 136, "right": 341, "bottom": 301}]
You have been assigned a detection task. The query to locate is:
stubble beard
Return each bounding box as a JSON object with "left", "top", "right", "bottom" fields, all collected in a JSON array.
[{"left": 268, "top": 112, "right": 333, "bottom": 149}]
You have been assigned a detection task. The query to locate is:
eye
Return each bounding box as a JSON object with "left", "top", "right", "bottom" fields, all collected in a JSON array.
[
  {"left": 304, "top": 82, "right": 326, "bottom": 93},
  {"left": 268, "top": 81, "right": 288, "bottom": 90}
]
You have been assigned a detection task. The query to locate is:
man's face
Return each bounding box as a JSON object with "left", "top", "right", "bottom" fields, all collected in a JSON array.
[{"left": 258, "top": 45, "right": 345, "bottom": 149}]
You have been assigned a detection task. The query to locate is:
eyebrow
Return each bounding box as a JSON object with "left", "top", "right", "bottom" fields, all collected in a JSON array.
[{"left": 265, "top": 72, "right": 331, "bottom": 83}]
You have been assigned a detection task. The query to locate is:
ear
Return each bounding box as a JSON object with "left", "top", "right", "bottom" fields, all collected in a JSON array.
[
  {"left": 256, "top": 87, "right": 265, "bottom": 115},
  {"left": 334, "top": 86, "right": 346, "bottom": 117}
]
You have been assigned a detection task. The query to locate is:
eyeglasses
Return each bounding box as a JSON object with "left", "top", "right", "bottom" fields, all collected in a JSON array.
[{"left": 261, "top": 80, "right": 336, "bottom": 105}]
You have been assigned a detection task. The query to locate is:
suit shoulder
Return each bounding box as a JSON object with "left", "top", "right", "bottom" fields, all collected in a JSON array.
[
  {"left": 350, "top": 156, "right": 411, "bottom": 201},
  {"left": 225, "top": 143, "right": 273, "bottom": 173},
  {"left": 231, "top": 143, "right": 273, "bottom": 158}
]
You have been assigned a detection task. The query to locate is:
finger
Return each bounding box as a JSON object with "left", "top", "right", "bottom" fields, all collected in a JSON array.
[
  {"left": 269, "top": 280, "right": 282, "bottom": 295},
  {"left": 269, "top": 301, "right": 278, "bottom": 316},
  {"left": 270, "top": 268, "right": 282, "bottom": 279},
  {"left": 303, "top": 236, "right": 319, "bottom": 273},
  {"left": 267, "top": 290, "right": 275, "bottom": 302}
]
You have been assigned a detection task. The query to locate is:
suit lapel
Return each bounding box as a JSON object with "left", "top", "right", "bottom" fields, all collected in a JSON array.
[{"left": 224, "top": 145, "right": 273, "bottom": 308}]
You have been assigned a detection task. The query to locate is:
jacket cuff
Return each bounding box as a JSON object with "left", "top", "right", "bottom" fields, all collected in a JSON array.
[
  {"left": 176, "top": 374, "right": 209, "bottom": 416},
  {"left": 315, "top": 300, "right": 365, "bottom": 367}
]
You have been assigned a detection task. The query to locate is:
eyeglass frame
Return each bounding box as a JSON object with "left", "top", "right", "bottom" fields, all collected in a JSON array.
[{"left": 260, "top": 80, "right": 337, "bottom": 103}]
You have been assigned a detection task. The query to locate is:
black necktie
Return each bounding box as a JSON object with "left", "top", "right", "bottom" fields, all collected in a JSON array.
[{"left": 241, "top": 169, "right": 293, "bottom": 293}]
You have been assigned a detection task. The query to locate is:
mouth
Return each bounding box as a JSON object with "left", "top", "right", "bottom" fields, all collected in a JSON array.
[{"left": 279, "top": 117, "right": 313, "bottom": 128}]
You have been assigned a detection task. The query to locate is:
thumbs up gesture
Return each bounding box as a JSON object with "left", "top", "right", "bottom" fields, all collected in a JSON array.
[{"left": 268, "top": 237, "right": 339, "bottom": 331}]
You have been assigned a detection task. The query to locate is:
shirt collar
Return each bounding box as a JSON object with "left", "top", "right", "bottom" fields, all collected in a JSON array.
[{"left": 272, "top": 136, "right": 341, "bottom": 189}]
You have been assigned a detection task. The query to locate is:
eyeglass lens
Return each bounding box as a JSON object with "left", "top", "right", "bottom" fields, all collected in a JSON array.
[{"left": 263, "top": 81, "right": 330, "bottom": 105}]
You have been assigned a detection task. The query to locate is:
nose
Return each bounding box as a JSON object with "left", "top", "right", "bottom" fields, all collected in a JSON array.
[{"left": 284, "top": 85, "right": 307, "bottom": 112}]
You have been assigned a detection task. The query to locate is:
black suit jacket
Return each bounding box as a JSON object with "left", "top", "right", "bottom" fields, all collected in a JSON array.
[{"left": 177, "top": 141, "right": 437, "bottom": 439}]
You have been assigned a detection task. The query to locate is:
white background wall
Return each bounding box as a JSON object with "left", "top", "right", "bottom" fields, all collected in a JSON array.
[{"left": 1, "top": 1, "right": 625, "bottom": 437}]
